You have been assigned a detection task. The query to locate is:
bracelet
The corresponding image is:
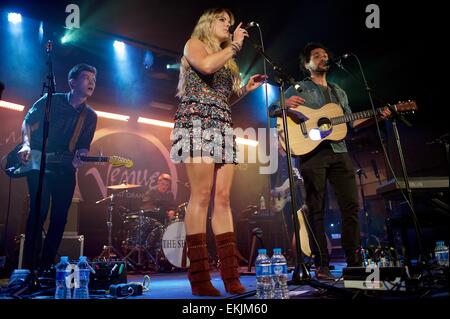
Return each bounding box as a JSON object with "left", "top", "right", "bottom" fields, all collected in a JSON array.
[{"left": 230, "top": 41, "right": 242, "bottom": 56}]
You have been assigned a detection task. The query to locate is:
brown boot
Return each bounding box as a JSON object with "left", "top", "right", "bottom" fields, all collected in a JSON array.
[
  {"left": 215, "top": 232, "right": 246, "bottom": 294},
  {"left": 186, "top": 233, "right": 221, "bottom": 296}
]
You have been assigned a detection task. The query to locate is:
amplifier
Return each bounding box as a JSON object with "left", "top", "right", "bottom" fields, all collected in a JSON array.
[
  {"left": 17, "top": 234, "right": 84, "bottom": 268},
  {"left": 343, "top": 266, "right": 408, "bottom": 291}
]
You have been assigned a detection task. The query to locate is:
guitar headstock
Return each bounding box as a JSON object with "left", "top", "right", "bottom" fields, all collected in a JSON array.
[
  {"left": 392, "top": 100, "right": 418, "bottom": 113},
  {"left": 109, "top": 156, "right": 134, "bottom": 168}
]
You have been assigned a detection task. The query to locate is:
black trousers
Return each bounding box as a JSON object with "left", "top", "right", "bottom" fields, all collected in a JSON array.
[
  {"left": 23, "top": 165, "right": 76, "bottom": 270},
  {"left": 300, "top": 146, "right": 361, "bottom": 267}
]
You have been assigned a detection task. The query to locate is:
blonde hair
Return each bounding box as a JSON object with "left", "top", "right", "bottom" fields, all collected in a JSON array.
[{"left": 176, "top": 8, "right": 242, "bottom": 98}]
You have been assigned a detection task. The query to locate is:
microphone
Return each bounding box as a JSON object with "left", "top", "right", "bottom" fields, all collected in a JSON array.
[
  {"left": 229, "top": 21, "right": 259, "bottom": 33},
  {"left": 325, "top": 53, "right": 351, "bottom": 67}
]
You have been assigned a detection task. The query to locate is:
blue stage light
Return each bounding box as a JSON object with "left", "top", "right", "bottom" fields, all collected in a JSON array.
[{"left": 8, "top": 12, "right": 22, "bottom": 24}]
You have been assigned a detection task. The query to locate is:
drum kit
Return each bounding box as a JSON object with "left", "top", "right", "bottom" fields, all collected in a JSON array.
[{"left": 95, "top": 182, "right": 189, "bottom": 272}]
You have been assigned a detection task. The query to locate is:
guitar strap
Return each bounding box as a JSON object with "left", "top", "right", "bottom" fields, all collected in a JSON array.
[{"left": 69, "top": 106, "right": 88, "bottom": 154}]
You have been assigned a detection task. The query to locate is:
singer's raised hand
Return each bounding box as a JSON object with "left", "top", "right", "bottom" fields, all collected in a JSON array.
[{"left": 232, "top": 22, "right": 249, "bottom": 47}]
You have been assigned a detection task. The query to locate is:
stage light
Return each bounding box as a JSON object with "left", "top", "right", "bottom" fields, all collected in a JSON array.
[
  {"left": 137, "top": 117, "right": 174, "bottom": 128},
  {"left": 144, "top": 51, "right": 154, "bottom": 69},
  {"left": 0, "top": 100, "right": 25, "bottom": 112},
  {"left": 113, "top": 40, "right": 126, "bottom": 60},
  {"left": 96, "top": 111, "right": 130, "bottom": 122},
  {"left": 60, "top": 30, "right": 79, "bottom": 45},
  {"left": 330, "top": 223, "right": 334, "bottom": 227},
  {"left": 61, "top": 35, "right": 69, "bottom": 44},
  {"left": 113, "top": 40, "right": 125, "bottom": 50},
  {"left": 39, "top": 21, "right": 44, "bottom": 42},
  {"left": 8, "top": 12, "right": 22, "bottom": 24},
  {"left": 236, "top": 137, "right": 258, "bottom": 147},
  {"left": 166, "top": 63, "right": 180, "bottom": 70}
]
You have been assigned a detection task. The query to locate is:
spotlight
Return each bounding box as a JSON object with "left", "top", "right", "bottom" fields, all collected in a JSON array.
[
  {"left": 8, "top": 12, "right": 22, "bottom": 24},
  {"left": 113, "top": 40, "right": 125, "bottom": 50},
  {"left": 61, "top": 35, "right": 69, "bottom": 44},
  {"left": 144, "top": 51, "right": 154, "bottom": 69},
  {"left": 113, "top": 40, "right": 126, "bottom": 60},
  {"left": 165, "top": 63, "right": 180, "bottom": 70},
  {"left": 39, "top": 21, "right": 44, "bottom": 42}
]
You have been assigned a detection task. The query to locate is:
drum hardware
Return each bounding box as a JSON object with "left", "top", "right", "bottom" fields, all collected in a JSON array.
[
  {"left": 95, "top": 191, "right": 126, "bottom": 263},
  {"left": 122, "top": 210, "right": 163, "bottom": 271},
  {"left": 119, "top": 202, "right": 190, "bottom": 272}
]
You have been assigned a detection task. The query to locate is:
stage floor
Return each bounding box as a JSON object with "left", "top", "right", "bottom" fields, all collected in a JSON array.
[
  {"left": 99, "top": 262, "right": 348, "bottom": 299},
  {"left": 1, "top": 261, "right": 448, "bottom": 300}
]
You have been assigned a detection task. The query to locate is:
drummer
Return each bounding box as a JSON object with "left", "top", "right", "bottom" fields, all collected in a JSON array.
[{"left": 142, "top": 173, "right": 177, "bottom": 224}]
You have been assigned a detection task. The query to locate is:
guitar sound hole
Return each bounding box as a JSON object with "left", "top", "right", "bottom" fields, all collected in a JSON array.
[{"left": 317, "top": 118, "right": 332, "bottom": 137}]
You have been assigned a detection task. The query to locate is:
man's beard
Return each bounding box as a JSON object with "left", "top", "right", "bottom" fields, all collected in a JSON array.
[{"left": 316, "top": 64, "right": 329, "bottom": 73}]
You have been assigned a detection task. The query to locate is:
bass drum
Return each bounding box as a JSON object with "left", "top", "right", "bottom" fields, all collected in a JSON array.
[{"left": 160, "top": 220, "right": 190, "bottom": 269}]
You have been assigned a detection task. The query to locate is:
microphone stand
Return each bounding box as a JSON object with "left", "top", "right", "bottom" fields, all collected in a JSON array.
[
  {"left": 247, "top": 38, "right": 310, "bottom": 284},
  {"left": 26, "top": 40, "right": 57, "bottom": 292},
  {"left": 350, "top": 53, "right": 426, "bottom": 265},
  {"left": 239, "top": 40, "right": 359, "bottom": 298}
]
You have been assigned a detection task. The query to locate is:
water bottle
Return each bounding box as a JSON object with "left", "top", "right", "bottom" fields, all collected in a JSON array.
[
  {"left": 55, "top": 256, "right": 71, "bottom": 299},
  {"left": 255, "top": 249, "right": 273, "bottom": 299},
  {"left": 271, "top": 248, "right": 289, "bottom": 299},
  {"left": 435, "top": 241, "right": 449, "bottom": 267},
  {"left": 73, "top": 256, "right": 90, "bottom": 299},
  {"left": 259, "top": 194, "right": 266, "bottom": 211}
]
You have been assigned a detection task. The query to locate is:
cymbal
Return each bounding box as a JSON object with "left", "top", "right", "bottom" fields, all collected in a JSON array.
[{"left": 107, "top": 183, "right": 142, "bottom": 190}]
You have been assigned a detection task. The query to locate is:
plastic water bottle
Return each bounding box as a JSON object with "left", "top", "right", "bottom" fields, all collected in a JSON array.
[
  {"left": 271, "top": 248, "right": 289, "bottom": 299},
  {"left": 73, "top": 256, "right": 90, "bottom": 299},
  {"left": 255, "top": 249, "right": 273, "bottom": 299},
  {"left": 55, "top": 256, "right": 71, "bottom": 299},
  {"left": 435, "top": 241, "right": 449, "bottom": 267}
]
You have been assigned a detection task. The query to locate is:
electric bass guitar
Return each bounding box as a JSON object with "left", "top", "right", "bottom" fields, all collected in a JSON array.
[{"left": 1, "top": 144, "right": 133, "bottom": 178}]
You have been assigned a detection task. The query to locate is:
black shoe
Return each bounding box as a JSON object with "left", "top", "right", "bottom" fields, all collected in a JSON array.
[{"left": 315, "top": 266, "right": 335, "bottom": 281}]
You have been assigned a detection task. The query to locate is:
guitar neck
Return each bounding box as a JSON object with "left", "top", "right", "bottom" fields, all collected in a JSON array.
[
  {"left": 331, "top": 107, "right": 385, "bottom": 125},
  {"left": 79, "top": 156, "right": 110, "bottom": 163}
]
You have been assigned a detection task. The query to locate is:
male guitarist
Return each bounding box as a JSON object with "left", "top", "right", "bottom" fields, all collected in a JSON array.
[
  {"left": 18, "top": 63, "right": 98, "bottom": 271},
  {"left": 270, "top": 43, "right": 391, "bottom": 280}
]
